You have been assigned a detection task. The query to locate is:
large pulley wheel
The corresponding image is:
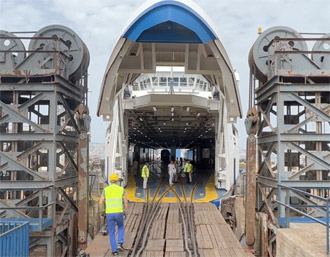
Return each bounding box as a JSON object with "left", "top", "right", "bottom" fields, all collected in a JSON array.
[
  {"left": 249, "top": 26, "right": 307, "bottom": 83},
  {"left": 0, "top": 30, "right": 26, "bottom": 67},
  {"left": 28, "top": 25, "right": 90, "bottom": 81},
  {"left": 312, "top": 33, "right": 330, "bottom": 70}
]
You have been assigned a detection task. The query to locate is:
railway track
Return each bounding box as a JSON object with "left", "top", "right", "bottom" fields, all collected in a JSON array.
[{"left": 129, "top": 178, "right": 199, "bottom": 257}]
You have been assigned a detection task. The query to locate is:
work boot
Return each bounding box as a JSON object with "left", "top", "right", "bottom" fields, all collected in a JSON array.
[
  {"left": 117, "top": 243, "right": 124, "bottom": 252},
  {"left": 112, "top": 252, "right": 118, "bottom": 256}
]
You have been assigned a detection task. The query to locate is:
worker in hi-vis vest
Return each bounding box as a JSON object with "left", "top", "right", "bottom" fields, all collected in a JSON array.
[
  {"left": 184, "top": 160, "right": 193, "bottom": 184},
  {"left": 99, "top": 173, "right": 128, "bottom": 256},
  {"left": 141, "top": 163, "right": 150, "bottom": 189}
]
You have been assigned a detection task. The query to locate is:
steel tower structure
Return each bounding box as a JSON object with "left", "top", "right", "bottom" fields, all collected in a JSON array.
[
  {"left": 249, "top": 27, "right": 330, "bottom": 254},
  {"left": 0, "top": 26, "right": 90, "bottom": 256}
]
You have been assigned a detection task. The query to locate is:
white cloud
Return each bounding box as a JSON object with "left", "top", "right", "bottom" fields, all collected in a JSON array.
[{"left": 1, "top": 0, "right": 329, "bottom": 148}]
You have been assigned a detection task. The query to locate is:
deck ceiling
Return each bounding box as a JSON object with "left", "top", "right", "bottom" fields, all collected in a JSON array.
[{"left": 127, "top": 105, "right": 216, "bottom": 148}]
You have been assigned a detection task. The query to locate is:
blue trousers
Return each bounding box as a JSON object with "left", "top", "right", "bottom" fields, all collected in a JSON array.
[{"left": 106, "top": 213, "right": 124, "bottom": 253}]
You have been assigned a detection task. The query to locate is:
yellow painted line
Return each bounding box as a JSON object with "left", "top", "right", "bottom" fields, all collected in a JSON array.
[
  {"left": 126, "top": 172, "right": 219, "bottom": 203},
  {"left": 126, "top": 173, "right": 145, "bottom": 202},
  {"left": 194, "top": 173, "right": 218, "bottom": 202}
]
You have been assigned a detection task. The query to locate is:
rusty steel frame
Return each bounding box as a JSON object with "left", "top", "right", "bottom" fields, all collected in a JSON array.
[
  {"left": 0, "top": 34, "right": 88, "bottom": 256},
  {"left": 77, "top": 104, "right": 89, "bottom": 250},
  {"left": 245, "top": 134, "right": 257, "bottom": 249},
  {"left": 250, "top": 35, "right": 330, "bottom": 257}
]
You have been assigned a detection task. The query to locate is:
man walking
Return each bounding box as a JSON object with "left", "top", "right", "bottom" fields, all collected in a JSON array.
[
  {"left": 184, "top": 160, "right": 193, "bottom": 184},
  {"left": 168, "top": 160, "right": 176, "bottom": 185},
  {"left": 141, "top": 163, "right": 150, "bottom": 189},
  {"left": 99, "top": 173, "right": 128, "bottom": 256}
]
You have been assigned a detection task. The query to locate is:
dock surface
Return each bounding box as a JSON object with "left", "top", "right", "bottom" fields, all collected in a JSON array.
[
  {"left": 86, "top": 202, "right": 247, "bottom": 257},
  {"left": 277, "top": 223, "right": 329, "bottom": 257}
]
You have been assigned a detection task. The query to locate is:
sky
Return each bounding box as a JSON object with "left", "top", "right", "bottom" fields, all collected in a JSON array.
[{"left": 1, "top": 0, "right": 329, "bottom": 150}]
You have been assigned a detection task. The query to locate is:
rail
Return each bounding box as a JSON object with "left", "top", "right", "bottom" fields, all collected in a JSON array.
[
  {"left": 0, "top": 221, "right": 30, "bottom": 257},
  {"left": 130, "top": 179, "right": 198, "bottom": 256},
  {"left": 277, "top": 184, "right": 330, "bottom": 255}
]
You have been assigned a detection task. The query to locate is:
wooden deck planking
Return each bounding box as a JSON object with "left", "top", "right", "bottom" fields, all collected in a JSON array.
[
  {"left": 149, "top": 204, "right": 168, "bottom": 239},
  {"left": 194, "top": 203, "right": 248, "bottom": 257},
  {"left": 166, "top": 239, "right": 184, "bottom": 252},
  {"left": 164, "top": 252, "right": 187, "bottom": 257},
  {"left": 87, "top": 202, "right": 248, "bottom": 257},
  {"left": 141, "top": 250, "right": 164, "bottom": 257},
  {"left": 166, "top": 222, "right": 183, "bottom": 239},
  {"left": 145, "top": 239, "right": 165, "bottom": 251}
]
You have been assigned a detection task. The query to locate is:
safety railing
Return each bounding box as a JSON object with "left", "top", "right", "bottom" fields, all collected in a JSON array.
[
  {"left": 277, "top": 184, "right": 330, "bottom": 255},
  {"left": 270, "top": 37, "right": 330, "bottom": 79},
  {"left": 132, "top": 74, "right": 213, "bottom": 93},
  {"left": 0, "top": 187, "right": 54, "bottom": 231},
  {"left": 0, "top": 221, "right": 30, "bottom": 257}
]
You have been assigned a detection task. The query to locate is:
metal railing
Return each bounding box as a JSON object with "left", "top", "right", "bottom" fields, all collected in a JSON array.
[
  {"left": 0, "top": 187, "right": 54, "bottom": 232},
  {"left": 0, "top": 221, "right": 30, "bottom": 257},
  {"left": 277, "top": 184, "right": 330, "bottom": 255},
  {"left": 270, "top": 37, "right": 330, "bottom": 79}
]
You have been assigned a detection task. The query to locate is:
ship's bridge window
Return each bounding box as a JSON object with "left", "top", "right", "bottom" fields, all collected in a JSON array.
[
  {"left": 188, "top": 77, "right": 195, "bottom": 86},
  {"left": 160, "top": 77, "right": 167, "bottom": 86},
  {"left": 144, "top": 79, "right": 151, "bottom": 88},
  {"left": 180, "top": 77, "right": 187, "bottom": 86},
  {"left": 133, "top": 82, "right": 139, "bottom": 90},
  {"left": 173, "top": 77, "right": 179, "bottom": 86},
  {"left": 152, "top": 77, "right": 158, "bottom": 86},
  {"left": 199, "top": 81, "right": 206, "bottom": 90},
  {"left": 196, "top": 79, "right": 200, "bottom": 87}
]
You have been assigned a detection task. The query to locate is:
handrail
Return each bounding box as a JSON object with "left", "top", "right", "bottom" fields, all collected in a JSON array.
[
  {"left": 279, "top": 184, "right": 329, "bottom": 201},
  {"left": 0, "top": 188, "right": 54, "bottom": 232},
  {"left": 277, "top": 184, "right": 329, "bottom": 255}
]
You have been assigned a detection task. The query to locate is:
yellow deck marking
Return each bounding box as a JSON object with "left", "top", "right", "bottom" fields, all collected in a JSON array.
[
  {"left": 126, "top": 173, "right": 145, "bottom": 202},
  {"left": 127, "top": 172, "right": 220, "bottom": 203},
  {"left": 194, "top": 173, "right": 218, "bottom": 202}
]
